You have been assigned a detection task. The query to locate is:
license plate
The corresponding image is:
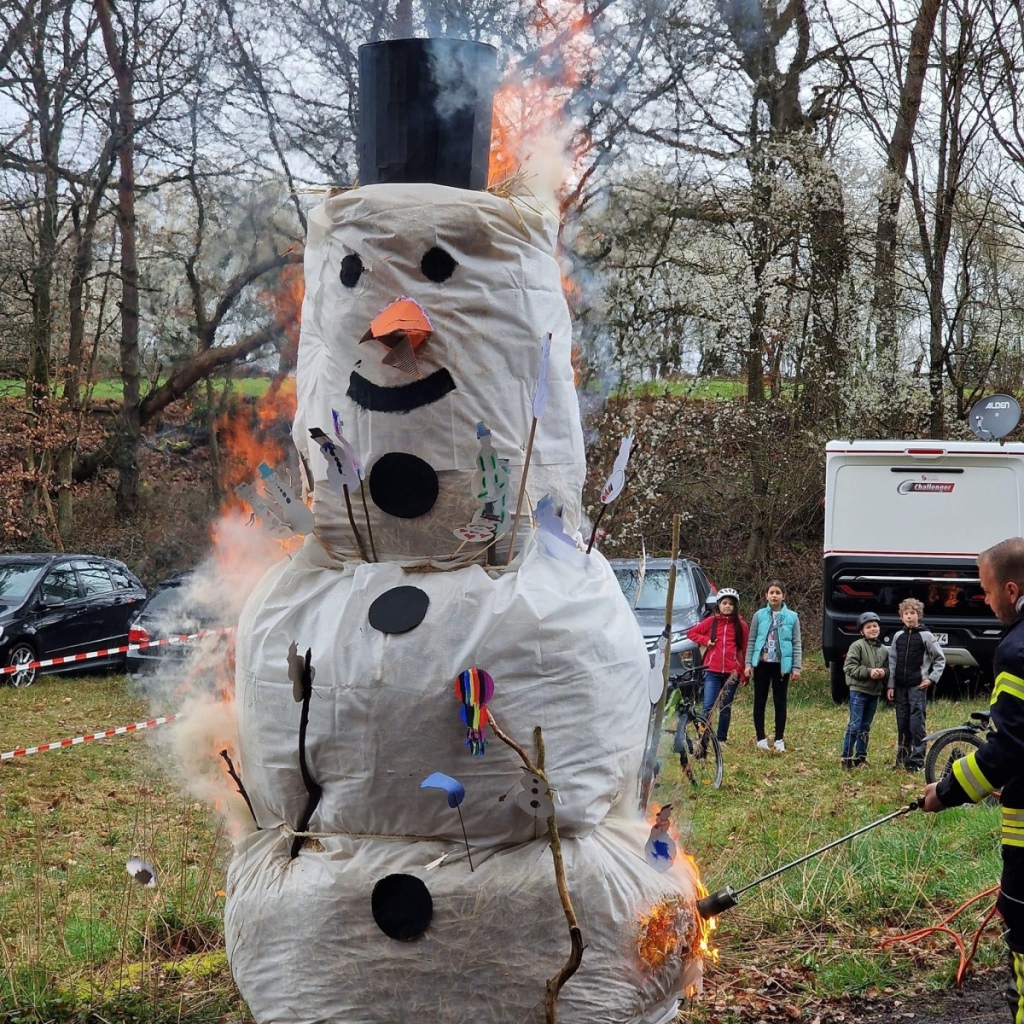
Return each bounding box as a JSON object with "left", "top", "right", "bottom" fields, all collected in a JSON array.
[{"left": 933, "top": 633, "right": 948, "bottom": 646}]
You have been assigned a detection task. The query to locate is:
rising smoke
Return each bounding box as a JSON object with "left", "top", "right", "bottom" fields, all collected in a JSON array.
[{"left": 142, "top": 511, "right": 288, "bottom": 837}]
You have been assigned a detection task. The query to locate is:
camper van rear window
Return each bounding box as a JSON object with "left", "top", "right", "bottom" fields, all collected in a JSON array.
[{"left": 830, "top": 569, "right": 988, "bottom": 620}]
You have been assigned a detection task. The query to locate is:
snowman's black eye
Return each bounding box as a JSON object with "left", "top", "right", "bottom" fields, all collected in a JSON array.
[
  {"left": 421, "top": 246, "right": 456, "bottom": 283},
  {"left": 340, "top": 253, "right": 364, "bottom": 288}
]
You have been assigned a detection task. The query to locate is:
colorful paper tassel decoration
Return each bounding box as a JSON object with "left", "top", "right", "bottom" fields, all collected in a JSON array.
[{"left": 454, "top": 668, "right": 495, "bottom": 755}]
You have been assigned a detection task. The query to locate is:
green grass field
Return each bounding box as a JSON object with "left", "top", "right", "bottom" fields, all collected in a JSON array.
[
  {"left": 1, "top": 375, "right": 749, "bottom": 404},
  {"left": 0, "top": 667, "right": 1001, "bottom": 1021},
  {"left": 0, "top": 377, "right": 275, "bottom": 402},
  {"left": 613, "top": 379, "right": 747, "bottom": 400},
  {"left": 0, "top": 675, "right": 246, "bottom": 1023},
  {"left": 608, "top": 378, "right": 802, "bottom": 400}
]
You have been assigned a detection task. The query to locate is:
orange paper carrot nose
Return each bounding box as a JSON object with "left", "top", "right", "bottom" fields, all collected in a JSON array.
[{"left": 360, "top": 297, "right": 433, "bottom": 378}]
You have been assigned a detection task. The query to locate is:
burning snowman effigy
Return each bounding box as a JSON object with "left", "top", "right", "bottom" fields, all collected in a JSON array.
[{"left": 225, "top": 37, "right": 705, "bottom": 1024}]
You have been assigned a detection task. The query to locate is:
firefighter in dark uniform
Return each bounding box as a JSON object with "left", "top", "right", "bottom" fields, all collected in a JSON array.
[{"left": 924, "top": 537, "right": 1024, "bottom": 1022}]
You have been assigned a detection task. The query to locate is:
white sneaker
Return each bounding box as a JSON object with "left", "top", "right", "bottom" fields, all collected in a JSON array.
[
  {"left": 756, "top": 739, "right": 770, "bottom": 750},
  {"left": 774, "top": 739, "right": 786, "bottom": 752}
]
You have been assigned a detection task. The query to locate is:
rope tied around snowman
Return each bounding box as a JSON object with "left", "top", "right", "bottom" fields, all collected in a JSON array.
[{"left": 280, "top": 825, "right": 452, "bottom": 843}]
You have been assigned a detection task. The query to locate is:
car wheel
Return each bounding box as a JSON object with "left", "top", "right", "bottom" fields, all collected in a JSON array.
[
  {"left": 829, "top": 660, "right": 849, "bottom": 705},
  {"left": 8, "top": 641, "right": 37, "bottom": 688}
]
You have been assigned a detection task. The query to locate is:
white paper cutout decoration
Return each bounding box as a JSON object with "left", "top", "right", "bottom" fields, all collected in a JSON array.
[
  {"left": 634, "top": 539, "right": 647, "bottom": 609},
  {"left": 126, "top": 857, "right": 158, "bottom": 888},
  {"left": 644, "top": 805, "right": 677, "bottom": 872},
  {"left": 648, "top": 629, "right": 668, "bottom": 704},
  {"left": 234, "top": 482, "right": 293, "bottom": 539},
  {"left": 514, "top": 771, "right": 555, "bottom": 819},
  {"left": 534, "top": 494, "right": 587, "bottom": 566},
  {"left": 310, "top": 427, "right": 361, "bottom": 495},
  {"left": 454, "top": 422, "right": 510, "bottom": 542},
  {"left": 600, "top": 429, "right": 634, "bottom": 505},
  {"left": 259, "top": 463, "right": 315, "bottom": 535}
]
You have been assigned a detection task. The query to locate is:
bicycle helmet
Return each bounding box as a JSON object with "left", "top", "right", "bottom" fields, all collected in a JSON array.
[
  {"left": 856, "top": 611, "right": 881, "bottom": 628},
  {"left": 715, "top": 587, "right": 740, "bottom": 605}
]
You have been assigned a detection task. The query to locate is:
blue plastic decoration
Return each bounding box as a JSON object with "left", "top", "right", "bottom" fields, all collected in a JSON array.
[
  {"left": 420, "top": 772, "right": 474, "bottom": 871},
  {"left": 420, "top": 772, "right": 466, "bottom": 809}
]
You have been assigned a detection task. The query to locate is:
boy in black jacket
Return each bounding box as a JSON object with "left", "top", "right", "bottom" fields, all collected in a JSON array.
[
  {"left": 887, "top": 597, "right": 945, "bottom": 770},
  {"left": 924, "top": 537, "right": 1024, "bottom": 1023}
]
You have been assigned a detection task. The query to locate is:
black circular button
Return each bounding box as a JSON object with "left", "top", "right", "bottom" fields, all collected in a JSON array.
[
  {"left": 369, "top": 452, "right": 439, "bottom": 518},
  {"left": 371, "top": 873, "right": 433, "bottom": 940},
  {"left": 368, "top": 586, "right": 430, "bottom": 634}
]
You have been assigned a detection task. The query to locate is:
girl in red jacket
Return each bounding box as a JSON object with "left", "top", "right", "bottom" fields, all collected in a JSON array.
[{"left": 687, "top": 589, "right": 749, "bottom": 744}]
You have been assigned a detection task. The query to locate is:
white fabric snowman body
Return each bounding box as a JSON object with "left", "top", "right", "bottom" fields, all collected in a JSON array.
[{"left": 225, "top": 183, "right": 703, "bottom": 1023}]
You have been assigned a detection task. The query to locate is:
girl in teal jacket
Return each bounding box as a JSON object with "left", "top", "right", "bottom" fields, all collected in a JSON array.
[{"left": 744, "top": 579, "right": 802, "bottom": 751}]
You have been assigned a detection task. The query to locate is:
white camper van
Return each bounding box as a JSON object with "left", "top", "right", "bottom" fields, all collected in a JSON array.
[{"left": 822, "top": 439, "right": 1018, "bottom": 702}]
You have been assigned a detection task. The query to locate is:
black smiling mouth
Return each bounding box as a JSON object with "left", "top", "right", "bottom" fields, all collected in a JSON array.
[{"left": 346, "top": 367, "right": 457, "bottom": 414}]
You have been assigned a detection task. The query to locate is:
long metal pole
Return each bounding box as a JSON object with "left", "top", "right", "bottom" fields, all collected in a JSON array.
[
  {"left": 734, "top": 800, "right": 922, "bottom": 897},
  {"left": 697, "top": 799, "right": 923, "bottom": 917}
]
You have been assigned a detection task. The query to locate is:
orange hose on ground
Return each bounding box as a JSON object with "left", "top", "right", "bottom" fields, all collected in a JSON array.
[{"left": 880, "top": 886, "right": 1000, "bottom": 988}]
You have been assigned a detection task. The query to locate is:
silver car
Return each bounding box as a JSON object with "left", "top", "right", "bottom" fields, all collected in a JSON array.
[{"left": 608, "top": 557, "right": 716, "bottom": 681}]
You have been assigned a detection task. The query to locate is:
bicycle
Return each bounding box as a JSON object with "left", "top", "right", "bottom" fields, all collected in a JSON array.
[
  {"left": 665, "top": 667, "right": 724, "bottom": 789},
  {"left": 924, "top": 710, "right": 992, "bottom": 785}
]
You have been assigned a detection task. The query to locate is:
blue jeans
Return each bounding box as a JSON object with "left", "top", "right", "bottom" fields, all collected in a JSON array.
[
  {"left": 702, "top": 671, "right": 740, "bottom": 742},
  {"left": 841, "top": 691, "right": 879, "bottom": 763}
]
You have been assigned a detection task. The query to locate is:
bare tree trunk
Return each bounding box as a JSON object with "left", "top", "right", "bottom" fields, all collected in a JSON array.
[
  {"left": 95, "top": 0, "right": 142, "bottom": 517},
  {"left": 394, "top": 0, "right": 412, "bottom": 36},
  {"left": 793, "top": 153, "right": 849, "bottom": 426},
  {"left": 206, "top": 376, "right": 222, "bottom": 503},
  {"left": 907, "top": 1, "right": 973, "bottom": 436},
  {"left": 58, "top": 142, "right": 114, "bottom": 540},
  {"left": 25, "top": 80, "right": 61, "bottom": 527},
  {"left": 870, "top": 0, "right": 942, "bottom": 363},
  {"left": 744, "top": 443, "right": 769, "bottom": 570},
  {"left": 746, "top": 161, "right": 772, "bottom": 405},
  {"left": 57, "top": 195, "right": 82, "bottom": 539}
]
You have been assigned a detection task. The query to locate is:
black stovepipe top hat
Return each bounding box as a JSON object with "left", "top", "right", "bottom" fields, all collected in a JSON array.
[{"left": 358, "top": 38, "right": 498, "bottom": 191}]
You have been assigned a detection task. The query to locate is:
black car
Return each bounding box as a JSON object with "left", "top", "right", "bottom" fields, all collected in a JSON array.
[
  {"left": 125, "top": 571, "right": 226, "bottom": 675},
  {"left": 609, "top": 557, "right": 716, "bottom": 679},
  {"left": 0, "top": 554, "right": 146, "bottom": 687}
]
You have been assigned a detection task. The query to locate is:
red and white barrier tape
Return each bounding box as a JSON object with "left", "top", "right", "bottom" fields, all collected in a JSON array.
[
  {"left": 1, "top": 714, "right": 181, "bottom": 761},
  {"left": 0, "top": 627, "right": 233, "bottom": 676}
]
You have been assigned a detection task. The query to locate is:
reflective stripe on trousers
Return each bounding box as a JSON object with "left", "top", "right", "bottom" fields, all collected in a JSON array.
[{"left": 1009, "top": 952, "right": 1024, "bottom": 1024}]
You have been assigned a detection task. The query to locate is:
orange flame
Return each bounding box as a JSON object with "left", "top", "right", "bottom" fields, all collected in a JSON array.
[
  {"left": 639, "top": 805, "right": 718, "bottom": 988},
  {"left": 683, "top": 850, "right": 719, "bottom": 967},
  {"left": 221, "top": 260, "right": 304, "bottom": 525},
  {"left": 487, "top": 0, "right": 597, "bottom": 199},
  {"left": 216, "top": 381, "right": 298, "bottom": 513},
  {"left": 261, "top": 260, "right": 304, "bottom": 373},
  {"left": 487, "top": 4, "right": 596, "bottom": 321},
  {"left": 637, "top": 894, "right": 690, "bottom": 969},
  {"left": 489, "top": 81, "right": 566, "bottom": 186},
  {"left": 570, "top": 345, "right": 583, "bottom": 388}
]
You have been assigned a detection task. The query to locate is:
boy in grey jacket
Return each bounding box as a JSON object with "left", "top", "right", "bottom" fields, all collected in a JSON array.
[
  {"left": 842, "top": 611, "right": 889, "bottom": 768},
  {"left": 887, "top": 597, "right": 946, "bottom": 770}
]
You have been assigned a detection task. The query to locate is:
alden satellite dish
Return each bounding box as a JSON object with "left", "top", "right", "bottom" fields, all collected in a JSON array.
[{"left": 969, "top": 393, "right": 1022, "bottom": 441}]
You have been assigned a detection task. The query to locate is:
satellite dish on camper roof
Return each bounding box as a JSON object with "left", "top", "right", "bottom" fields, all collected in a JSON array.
[{"left": 968, "top": 393, "right": 1021, "bottom": 441}]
